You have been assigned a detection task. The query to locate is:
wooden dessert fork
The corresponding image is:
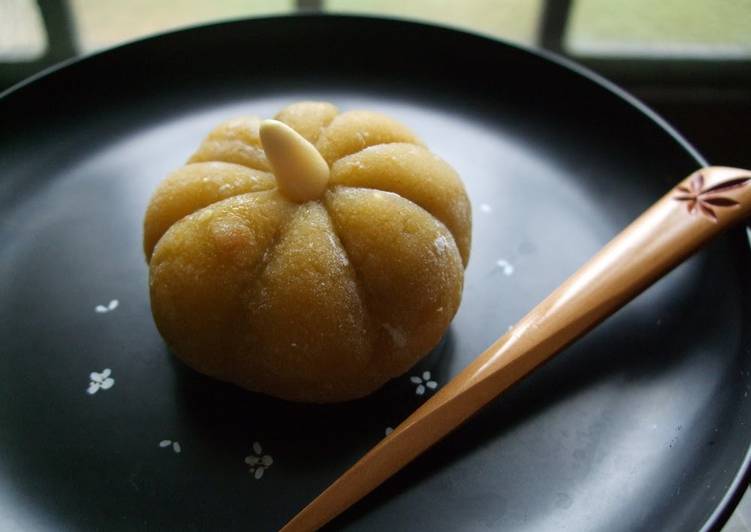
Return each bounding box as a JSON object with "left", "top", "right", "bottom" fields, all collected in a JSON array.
[{"left": 282, "top": 166, "right": 751, "bottom": 531}]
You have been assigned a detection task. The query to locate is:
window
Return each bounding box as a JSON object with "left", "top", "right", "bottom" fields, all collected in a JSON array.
[
  {"left": 566, "top": 0, "right": 751, "bottom": 59},
  {"left": 1, "top": 1, "right": 750, "bottom": 91},
  {"left": 326, "top": 0, "right": 542, "bottom": 45},
  {"left": 0, "top": 0, "right": 46, "bottom": 61},
  {"left": 69, "top": 0, "right": 292, "bottom": 52}
]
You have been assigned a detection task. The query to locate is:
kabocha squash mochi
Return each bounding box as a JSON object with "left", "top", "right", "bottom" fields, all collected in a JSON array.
[{"left": 144, "top": 102, "right": 471, "bottom": 403}]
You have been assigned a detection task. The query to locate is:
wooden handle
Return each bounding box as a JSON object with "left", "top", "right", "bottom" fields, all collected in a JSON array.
[{"left": 282, "top": 166, "right": 751, "bottom": 532}]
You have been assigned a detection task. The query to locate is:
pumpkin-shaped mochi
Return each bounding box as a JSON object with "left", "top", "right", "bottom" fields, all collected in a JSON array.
[{"left": 144, "top": 101, "right": 471, "bottom": 403}]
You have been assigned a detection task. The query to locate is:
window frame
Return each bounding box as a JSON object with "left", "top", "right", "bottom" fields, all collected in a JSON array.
[{"left": 2, "top": 0, "right": 749, "bottom": 91}]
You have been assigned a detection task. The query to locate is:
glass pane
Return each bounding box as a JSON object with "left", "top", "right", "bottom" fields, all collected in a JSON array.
[
  {"left": 566, "top": 0, "right": 751, "bottom": 58},
  {"left": 0, "top": 0, "right": 47, "bottom": 61},
  {"left": 326, "top": 0, "right": 543, "bottom": 45},
  {"left": 70, "top": 0, "right": 294, "bottom": 52}
]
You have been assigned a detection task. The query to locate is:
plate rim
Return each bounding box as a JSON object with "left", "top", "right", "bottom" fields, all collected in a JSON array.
[
  {"left": 0, "top": 12, "right": 712, "bottom": 174},
  {"left": 3, "top": 13, "right": 749, "bottom": 532}
]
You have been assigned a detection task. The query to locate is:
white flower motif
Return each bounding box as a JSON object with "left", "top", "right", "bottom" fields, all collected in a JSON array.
[
  {"left": 480, "top": 203, "right": 493, "bottom": 213},
  {"left": 159, "top": 440, "right": 181, "bottom": 453},
  {"left": 495, "top": 259, "right": 514, "bottom": 276},
  {"left": 410, "top": 371, "right": 438, "bottom": 396},
  {"left": 95, "top": 299, "right": 119, "bottom": 313},
  {"left": 87, "top": 369, "right": 115, "bottom": 395},
  {"left": 244, "top": 441, "right": 273, "bottom": 479}
]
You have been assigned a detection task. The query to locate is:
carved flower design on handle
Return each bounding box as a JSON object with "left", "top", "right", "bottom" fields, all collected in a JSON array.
[{"left": 674, "top": 172, "right": 751, "bottom": 221}]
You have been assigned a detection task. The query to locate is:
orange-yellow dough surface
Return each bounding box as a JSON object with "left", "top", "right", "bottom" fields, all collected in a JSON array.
[{"left": 144, "top": 101, "right": 472, "bottom": 403}]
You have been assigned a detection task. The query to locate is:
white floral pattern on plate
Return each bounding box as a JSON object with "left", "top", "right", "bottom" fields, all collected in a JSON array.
[
  {"left": 410, "top": 371, "right": 438, "bottom": 396},
  {"left": 495, "top": 259, "right": 514, "bottom": 276},
  {"left": 159, "top": 440, "right": 182, "bottom": 453},
  {"left": 95, "top": 299, "right": 119, "bottom": 313},
  {"left": 245, "top": 441, "right": 273, "bottom": 479},
  {"left": 87, "top": 369, "right": 114, "bottom": 395}
]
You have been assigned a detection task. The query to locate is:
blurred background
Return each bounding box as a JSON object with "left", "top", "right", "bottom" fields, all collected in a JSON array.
[
  {"left": 1, "top": 0, "right": 751, "bottom": 528},
  {"left": 1, "top": 0, "right": 750, "bottom": 170}
]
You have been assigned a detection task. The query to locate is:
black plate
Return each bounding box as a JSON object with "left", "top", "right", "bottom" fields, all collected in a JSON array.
[{"left": 1, "top": 15, "right": 750, "bottom": 532}]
